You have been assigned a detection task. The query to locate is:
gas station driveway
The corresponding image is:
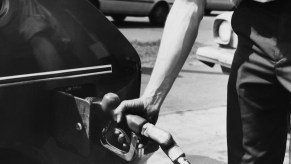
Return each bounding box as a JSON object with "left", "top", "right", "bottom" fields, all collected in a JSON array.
[{"left": 145, "top": 106, "right": 227, "bottom": 164}]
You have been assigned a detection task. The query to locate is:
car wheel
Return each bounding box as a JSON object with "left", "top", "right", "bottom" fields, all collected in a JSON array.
[
  {"left": 111, "top": 15, "right": 126, "bottom": 24},
  {"left": 149, "top": 3, "right": 169, "bottom": 26}
]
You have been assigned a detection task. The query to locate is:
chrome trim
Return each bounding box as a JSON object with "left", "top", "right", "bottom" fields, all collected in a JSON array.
[{"left": 0, "top": 65, "right": 112, "bottom": 87}]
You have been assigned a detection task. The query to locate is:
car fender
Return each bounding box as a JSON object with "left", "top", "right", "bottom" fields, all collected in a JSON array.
[
  {"left": 196, "top": 12, "right": 236, "bottom": 73},
  {"left": 213, "top": 11, "right": 237, "bottom": 48}
]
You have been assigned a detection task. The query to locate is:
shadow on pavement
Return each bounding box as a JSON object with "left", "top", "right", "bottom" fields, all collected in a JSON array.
[
  {"left": 141, "top": 67, "right": 227, "bottom": 76},
  {"left": 141, "top": 67, "right": 181, "bottom": 77},
  {"left": 204, "top": 13, "right": 220, "bottom": 17},
  {"left": 186, "top": 155, "right": 226, "bottom": 164},
  {"left": 112, "top": 20, "right": 161, "bottom": 29},
  {"left": 109, "top": 12, "right": 219, "bottom": 28}
]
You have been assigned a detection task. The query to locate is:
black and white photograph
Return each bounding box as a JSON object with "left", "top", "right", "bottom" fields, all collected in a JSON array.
[{"left": 0, "top": 0, "right": 290, "bottom": 164}]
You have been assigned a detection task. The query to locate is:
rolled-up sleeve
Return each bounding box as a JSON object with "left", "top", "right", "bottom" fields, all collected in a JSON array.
[
  {"left": 19, "top": 16, "right": 49, "bottom": 41},
  {"left": 18, "top": 0, "right": 53, "bottom": 41}
]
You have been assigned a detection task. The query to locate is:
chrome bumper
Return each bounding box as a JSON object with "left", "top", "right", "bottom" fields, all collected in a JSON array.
[{"left": 196, "top": 46, "right": 235, "bottom": 69}]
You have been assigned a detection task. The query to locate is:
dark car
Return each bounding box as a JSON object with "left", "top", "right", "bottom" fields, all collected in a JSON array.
[{"left": 0, "top": 0, "right": 154, "bottom": 163}]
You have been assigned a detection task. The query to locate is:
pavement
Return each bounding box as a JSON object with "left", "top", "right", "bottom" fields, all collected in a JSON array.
[
  {"left": 142, "top": 106, "right": 291, "bottom": 164},
  {"left": 145, "top": 106, "right": 228, "bottom": 164}
]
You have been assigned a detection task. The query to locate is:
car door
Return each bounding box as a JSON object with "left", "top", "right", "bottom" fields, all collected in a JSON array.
[
  {"left": 99, "top": 0, "right": 152, "bottom": 16},
  {"left": 206, "top": 0, "right": 234, "bottom": 10}
]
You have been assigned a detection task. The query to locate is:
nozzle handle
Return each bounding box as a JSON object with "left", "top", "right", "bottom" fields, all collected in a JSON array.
[
  {"left": 100, "top": 93, "right": 120, "bottom": 118},
  {"left": 125, "top": 114, "right": 147, "bottom": 134},
  {"left": 125, "top": 114, "right": 188, "bottom": 164}
]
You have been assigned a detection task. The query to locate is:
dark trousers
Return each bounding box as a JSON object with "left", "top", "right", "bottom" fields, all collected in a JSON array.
[{"left": 227, "top": 1, "right": 291, "bottom": 164}]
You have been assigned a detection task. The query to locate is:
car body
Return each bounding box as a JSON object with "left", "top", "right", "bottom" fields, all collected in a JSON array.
[
  {"left": 196, "top": 11, "right": 236, "bottom": 73},
  {"left": 0, "top": 0, "right": 154, "bottom": 163},
  {"left": 205, "top": 0, "right": 235, "bottom": 14}
]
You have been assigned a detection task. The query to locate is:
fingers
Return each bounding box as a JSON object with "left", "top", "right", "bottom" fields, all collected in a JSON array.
[
  {"left": 114, "top": 101, "right": 126, "bottom": 123},
  {"left": 114, "top": 99, "right": 145, "bottom": 123},
  {"left": 113, "top": 97, "right": 159, "bottom": 125},
  {"left": 138, "top": 143, "right": 145, "bottom": 149}
]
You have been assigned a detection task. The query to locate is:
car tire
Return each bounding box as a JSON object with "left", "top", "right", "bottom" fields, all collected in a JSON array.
[
  {"left": 149, "top": 3, "right": 169, "bottom": 26},
  {"left": 111, "top": 15, "right": 126, "bottom": 24}
]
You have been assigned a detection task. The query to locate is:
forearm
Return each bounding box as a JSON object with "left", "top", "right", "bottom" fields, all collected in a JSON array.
[
  {"left": 30, "top": 35, "right": 63, "bottom": 70},
  {"left": 143, "top": 0, "right": 205, "bottom": 109}
]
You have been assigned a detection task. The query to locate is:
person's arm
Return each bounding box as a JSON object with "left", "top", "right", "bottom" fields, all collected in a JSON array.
[
  {"left": 30, "top": 34, "right": 63, "bottom": 70},
  {"left": 114, "top": 0, "right": 205, "bottom": 123}
]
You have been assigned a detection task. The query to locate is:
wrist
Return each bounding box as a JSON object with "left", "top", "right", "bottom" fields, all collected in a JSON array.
[{"left": 141, "top": 92, "right": 164, "bottom": 110}]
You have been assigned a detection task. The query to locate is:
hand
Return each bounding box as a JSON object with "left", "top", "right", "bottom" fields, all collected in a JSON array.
[
  {"left": 113, "top": 96, "right": 160, "bottom": 125},
  {"left": 112, "top": 94, "right": 162, "bottom": 150}
]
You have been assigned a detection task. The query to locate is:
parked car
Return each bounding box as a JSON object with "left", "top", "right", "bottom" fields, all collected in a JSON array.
[
  {"left": 89, "top": 0, "right": 172, "bottom": 26},
  {"left": 0, "top": 0, "right": 155, "bottom": 163},
  {"left": 196, "top": 12, "right": 236, "bottom": 73},
  {"left": 88, "top": 0, "right": 234, "bottom": 25},
  {"left": 205, "top": 0, "right": 235, "bottom": 15}
]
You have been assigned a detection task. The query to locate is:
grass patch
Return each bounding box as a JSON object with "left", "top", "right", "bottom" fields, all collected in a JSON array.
[{"left": 130, "top": 40, "right": 203, "bottom": 67}]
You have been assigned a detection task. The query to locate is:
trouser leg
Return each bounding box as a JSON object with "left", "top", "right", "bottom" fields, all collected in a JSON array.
[
  {"left": 236, "top": 53, "right": 290, "bottom": 164},
  {"left": 227, "top": 51, "right": 245, "bottom": 164}
]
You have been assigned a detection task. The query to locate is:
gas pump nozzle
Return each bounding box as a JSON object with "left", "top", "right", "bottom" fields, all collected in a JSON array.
[
  {"left": 99, "top": 93, "right": 140, "bottom": 161},
  {"left": 125, "top": 114, "right": 191, "bottom": 164},
  {"left": 100, "top": 93, "right": 191, "bottom": 164}
]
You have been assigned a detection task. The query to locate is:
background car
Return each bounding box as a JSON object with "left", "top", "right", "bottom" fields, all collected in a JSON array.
[
  {"left": 89, "top": 0, "right": 234, "bottom": 26},
  {"left": 205, "top": 0, "right": 235, "bottom": 15},
  {"left": 90, "top": 0, "right": 172, "bottom": 26},
  {"left": 196, "top": 11, "right": 236, "bottom": 73}
]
